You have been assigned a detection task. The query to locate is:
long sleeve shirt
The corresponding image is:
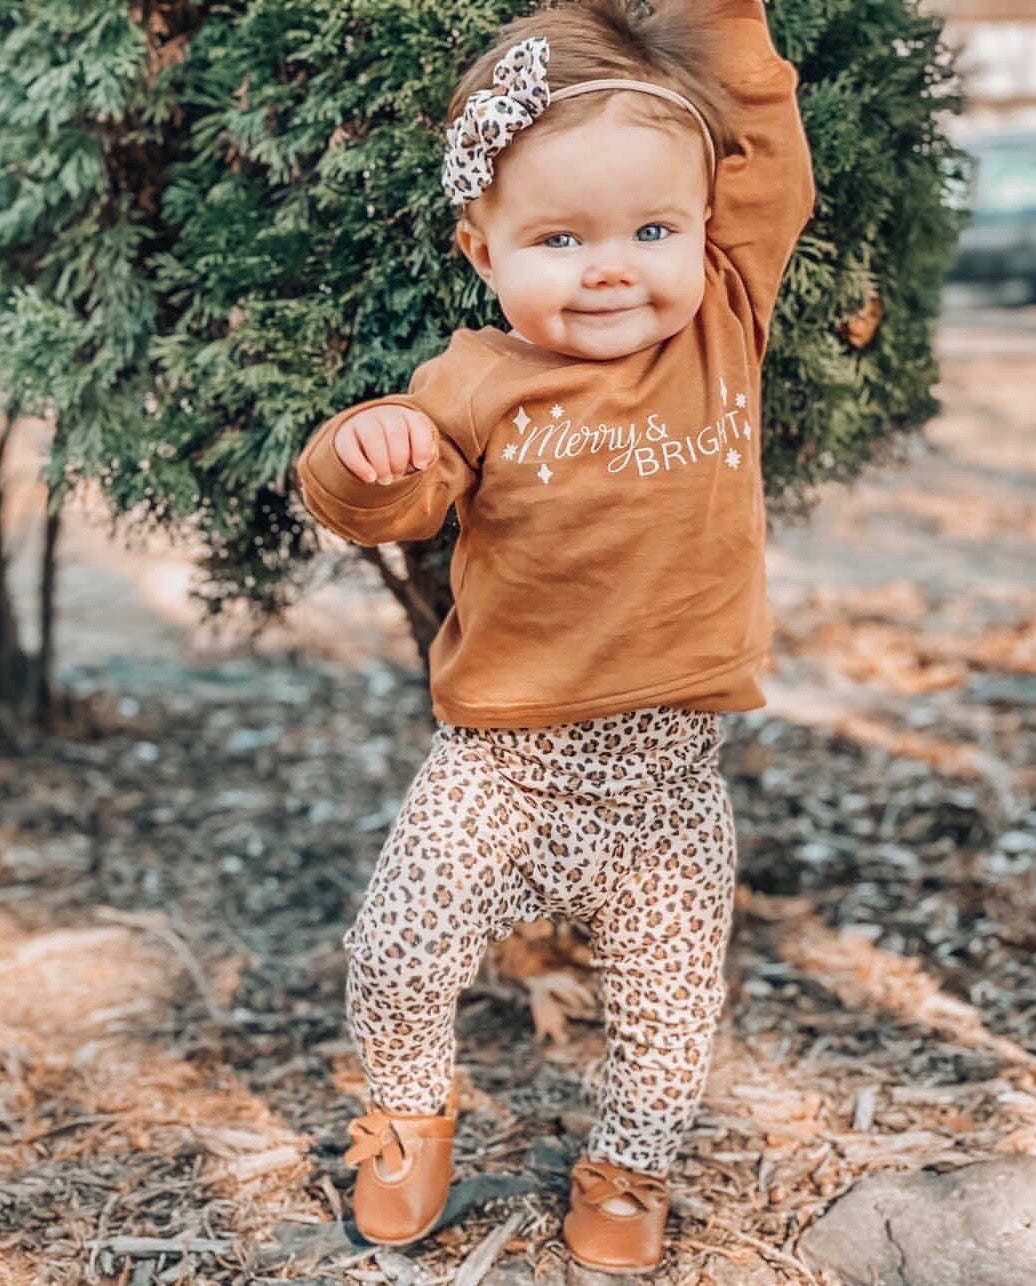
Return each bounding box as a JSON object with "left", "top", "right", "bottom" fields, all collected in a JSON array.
[{"left": 295, "top": 0, "right": 815, "bottom": 729}]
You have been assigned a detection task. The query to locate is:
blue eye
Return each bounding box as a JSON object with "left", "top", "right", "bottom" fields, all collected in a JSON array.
[{"left": 541, "top": 224, "right": 672, "bottom": 248}]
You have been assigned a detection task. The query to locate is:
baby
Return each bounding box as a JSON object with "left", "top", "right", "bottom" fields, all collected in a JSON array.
[{"left": 296, "top": 0, "right": 813, "bottom": 1271}]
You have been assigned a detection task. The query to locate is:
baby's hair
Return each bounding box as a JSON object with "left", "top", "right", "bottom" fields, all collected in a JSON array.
[{"left": 446, "top": 0, "right": 738, "bottom": 233}]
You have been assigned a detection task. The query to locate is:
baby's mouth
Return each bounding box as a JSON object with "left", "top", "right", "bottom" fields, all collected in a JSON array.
[{"left": 570, "top": 305, "right": 640, "bottom": 316}]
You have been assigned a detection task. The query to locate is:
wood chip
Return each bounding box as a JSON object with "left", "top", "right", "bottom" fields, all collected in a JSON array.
[
  {"left": 84, "top": 1235, "right": 232, "bottom": 1258},
  {"left": 852, "top": 1086, "right": 877, "bottom": 1131},
  {"left": 454, "top": 1210, "right": 526, "bottom": 1286}
]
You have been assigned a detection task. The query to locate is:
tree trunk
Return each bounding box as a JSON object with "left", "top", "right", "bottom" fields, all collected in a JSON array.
[
  {"left": 35, "top": 486, "right": 61, "bottom": 730},
  {"left": 0, "top": 400, "right": 33, "bottom": 740}
]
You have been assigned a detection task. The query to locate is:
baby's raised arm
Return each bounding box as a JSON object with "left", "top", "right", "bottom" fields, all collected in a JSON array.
[{"left": 696, "top": 0, "right": 815, "bottom": 350}]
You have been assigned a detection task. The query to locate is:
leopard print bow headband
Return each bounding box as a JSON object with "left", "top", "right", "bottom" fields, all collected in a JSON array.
[{"left": 441, "top": 35, "right": 717, "bottom": 209}]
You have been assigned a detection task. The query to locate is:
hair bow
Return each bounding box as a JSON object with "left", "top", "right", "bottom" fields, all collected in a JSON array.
[{"left": 441, "top": 36, "right": 551, "bottom": 208}]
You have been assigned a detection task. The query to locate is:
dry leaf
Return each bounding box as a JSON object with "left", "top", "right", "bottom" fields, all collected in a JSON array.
[
  {"left": 839, "top": 290, "right": 884, "bottom": 349},
  {"left": 525, "top": 971, "right": 597, "bottom": 1044}
]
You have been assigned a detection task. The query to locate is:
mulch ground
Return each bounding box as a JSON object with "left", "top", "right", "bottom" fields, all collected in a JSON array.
[{"left": 1, "top": 647, "right": 1033, "bottom": 1286}]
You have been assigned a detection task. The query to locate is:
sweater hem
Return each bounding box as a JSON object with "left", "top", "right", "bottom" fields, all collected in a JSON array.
[{"left": 431, "top": 655, "right": 769, "bottom": 728}]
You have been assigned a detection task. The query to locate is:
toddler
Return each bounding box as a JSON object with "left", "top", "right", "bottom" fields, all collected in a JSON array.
[{"left": 296, "top": 0, "right": 813, "bottom": 1271}]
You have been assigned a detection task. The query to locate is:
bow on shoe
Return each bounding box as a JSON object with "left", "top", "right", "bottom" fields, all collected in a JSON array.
[
  {"left": 573, "top": 1160, "right": 669, "bottom": 1212},
  {"left": 343, "top": 1111, "right": 407, "bottom": 1172}
]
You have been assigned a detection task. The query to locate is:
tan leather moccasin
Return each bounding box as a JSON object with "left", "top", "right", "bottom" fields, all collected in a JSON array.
[
  {"left": 562, "top": 1155, "right": 670, "bottom": 1274},
  {"left": 343, "top": 1082, "right": 459, "bottom": 1246}
]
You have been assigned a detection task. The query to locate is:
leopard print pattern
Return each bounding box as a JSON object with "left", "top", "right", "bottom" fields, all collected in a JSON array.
[
  {"left": 441, "top": 37, "right": 551, "bottom": 208},
  {"left": 343, "top": 704, "right": 737, "bottom": 1177}
]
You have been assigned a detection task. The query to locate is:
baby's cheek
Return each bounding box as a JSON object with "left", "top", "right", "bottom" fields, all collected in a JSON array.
[{"left": 507, "top": 268, "right": 565, "bottom": 325}]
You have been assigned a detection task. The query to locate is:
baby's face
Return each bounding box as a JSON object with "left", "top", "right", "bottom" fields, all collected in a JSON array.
[{"left": 456, "top": 99, "right": 711, "bottom": 361}]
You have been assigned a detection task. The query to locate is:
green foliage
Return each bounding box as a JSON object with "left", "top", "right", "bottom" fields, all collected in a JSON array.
[
  {"left": 0, "top": 0, "right": 184, "bottom": 518},
  {"left": 0, "top": 0, "right": 968, "bottom": 622},
  {"left": 764, "top": 0, "right": 969, "bottom": 501}
]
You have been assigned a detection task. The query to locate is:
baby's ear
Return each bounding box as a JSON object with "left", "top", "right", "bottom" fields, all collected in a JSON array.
[{"left": 455, "top": 216, "right": 494, "bottom": 288}]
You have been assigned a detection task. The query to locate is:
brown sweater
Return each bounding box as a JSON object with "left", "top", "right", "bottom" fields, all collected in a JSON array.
[{"left": 296, "top": 0, "right": 815, "bottom": 729}]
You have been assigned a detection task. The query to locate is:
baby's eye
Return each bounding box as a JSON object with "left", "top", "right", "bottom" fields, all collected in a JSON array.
[
  {"left": 636, "top": 223, "right": 671, "bottom": 242},
  {"left": 542, "top": 232, "right": 577, "bottom": 249}
]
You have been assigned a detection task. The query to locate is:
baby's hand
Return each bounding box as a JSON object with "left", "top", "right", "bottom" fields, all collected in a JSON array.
[{"left": 332, "top": 405, "right": 439, "bottom": 485}]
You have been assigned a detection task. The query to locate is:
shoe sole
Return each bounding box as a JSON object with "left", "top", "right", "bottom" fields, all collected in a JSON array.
[{"left": 566, "top": 1245, "right": 662, "bottom": 1275}]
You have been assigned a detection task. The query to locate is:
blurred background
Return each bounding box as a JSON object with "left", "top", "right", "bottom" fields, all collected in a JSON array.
[{"left": 934, "top": 0, "right": 1036, "bottom": 308}]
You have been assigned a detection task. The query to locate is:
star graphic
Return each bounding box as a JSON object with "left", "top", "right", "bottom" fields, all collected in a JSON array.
[
  {"left": 735, "top": 392, "right": 747, "bottom": 409},
  {"left": 742, "top": 422, "right": 753, "bottom": 440},
  {"left": 513, "top": 406, "right": 530, "bottom": 435},
  {"left": 725, "top": 448, "right": 742, "bottom": 470},
  {"left": 502, "top": 443, "right": 518, "bottom": 460},
  {"left": 537, "top": 463, "right": 554, "bottom": 485},
  {"left": 550, "top": 403, "right": 565, "bottom": 420}
]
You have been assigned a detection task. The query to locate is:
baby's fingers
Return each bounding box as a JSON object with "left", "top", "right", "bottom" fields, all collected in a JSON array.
[
  {"left": 333, "top": 418, "right": 380, "bottom": 483},
  {"left": 354, "top": 411, "right": 405, "bottom": 482},
  {"left": 406, "top": 411, "right": 439, "bottom": 470},
  {"left": 374, "top": 408, "right": 434, "bottom": 481},
  {"left": 331, "top": 406, "right": 437, "bottom": 484}
]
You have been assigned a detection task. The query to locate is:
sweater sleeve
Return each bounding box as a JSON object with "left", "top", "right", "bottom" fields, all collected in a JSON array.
[
  {"left": 703, "top": 0, "right": 815, "bottom": 350},
  {"left": 294, "top": 334, "right": 482, "bottom": 547}
]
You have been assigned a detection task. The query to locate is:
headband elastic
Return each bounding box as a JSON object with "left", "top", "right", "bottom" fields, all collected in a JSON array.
[{"left": 551, "top": 78, "right": 716, "bottom": 181}]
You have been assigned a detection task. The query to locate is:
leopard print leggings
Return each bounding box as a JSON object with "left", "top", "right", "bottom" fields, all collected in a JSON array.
[{"left": 342, "top": 704, "right": 737, "bottom": 1177}]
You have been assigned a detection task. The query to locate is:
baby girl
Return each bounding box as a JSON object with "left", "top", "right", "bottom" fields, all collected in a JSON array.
[{"left": 296, "top": 0, "right": 813, "bottom": 1271}]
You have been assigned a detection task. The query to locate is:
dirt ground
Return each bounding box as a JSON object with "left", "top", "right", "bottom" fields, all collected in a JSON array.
[{"left": 0, "top": 302, "right": 1033, "bottom": 1285}]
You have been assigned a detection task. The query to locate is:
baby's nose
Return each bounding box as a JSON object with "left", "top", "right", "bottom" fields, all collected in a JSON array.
[{"left": 583, "top": 258, "right": 638, "bottom": 288}]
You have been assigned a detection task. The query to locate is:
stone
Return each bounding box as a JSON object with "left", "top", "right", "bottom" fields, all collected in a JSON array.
[{"left": 799, "top": 1157, "right": 1036, "bottom": 1286}]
